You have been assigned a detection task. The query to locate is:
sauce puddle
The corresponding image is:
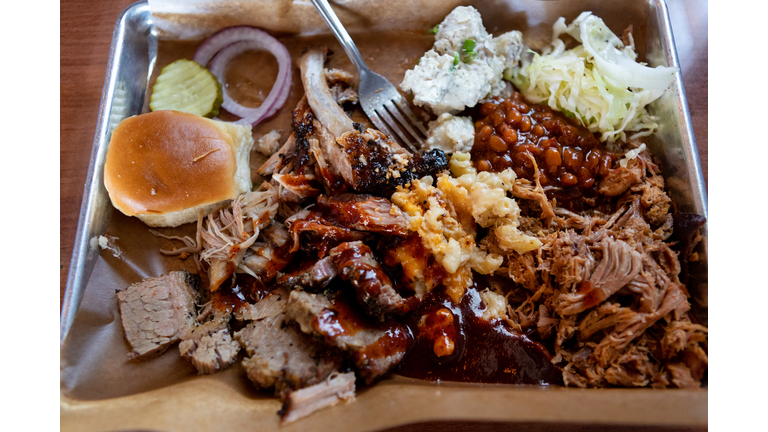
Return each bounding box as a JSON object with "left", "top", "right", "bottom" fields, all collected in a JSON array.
[{"left": 397, "top": 283, "right": 562, "bottom": 385}]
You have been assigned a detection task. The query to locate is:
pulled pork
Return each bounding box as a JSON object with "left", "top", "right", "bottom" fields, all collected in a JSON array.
[
  {"left": 199, "top": 184, "right": 280, "bottom": 291},
  {"left": 492, "top": 155, "right": 707, "bottom": 388}
]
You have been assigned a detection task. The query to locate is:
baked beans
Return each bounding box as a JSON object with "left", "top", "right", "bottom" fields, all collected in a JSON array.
[{"left": 471, "top": 92, "right": 618, "bottom": 190}]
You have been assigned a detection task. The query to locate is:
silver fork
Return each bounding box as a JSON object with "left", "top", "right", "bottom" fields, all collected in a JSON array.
[{"left": 310, "top": 0, "right": 428, "bottom": 152}]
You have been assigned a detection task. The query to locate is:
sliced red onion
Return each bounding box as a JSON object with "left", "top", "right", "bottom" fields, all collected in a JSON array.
[
  {"left": 230, "top": 69, "right": 292, "bottom": 126},
  {"left": 193, "top": 26, "right": 292, "bottom": 126},
  {"left": 193, "top": 26, "right": 266, "bottom": 67},
  {"left": 208, "top": 39, "right": 291, "bottom": 122}
]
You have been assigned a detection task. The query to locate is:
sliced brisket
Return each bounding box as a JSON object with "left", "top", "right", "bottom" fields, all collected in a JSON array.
[
  {"left": 233, "top": 288, "right": 342, "bottom": 398},
  {"left": 286, "top": 289, "right": 412, "bottom": 384},
  {"left": 179, "top": 328, "right": 240, "bottom": 374},
  {"left": 176, "top": 299, "right": 241, "bottom": 375},
  {"left": 233, "top": 287, "right": 287, "bottom": 322},
  {"left": 280, "top": 372, "right": 356, "bottom": 424},
  {"left": 117, "top": 271, "right": 199, "bottom": 360}
]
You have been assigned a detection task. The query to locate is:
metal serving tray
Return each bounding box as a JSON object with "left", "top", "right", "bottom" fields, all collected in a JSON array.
[
  {"left": 61, "top": 0, "right": 708, "bottom": 429},
  {"left": 61, "top": 0, "right": 157, "bottom": 343}
]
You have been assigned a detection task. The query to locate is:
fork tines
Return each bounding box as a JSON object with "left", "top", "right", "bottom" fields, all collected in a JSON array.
[{"left": 366, "top": 95, "right": 428, "bottom": 153}]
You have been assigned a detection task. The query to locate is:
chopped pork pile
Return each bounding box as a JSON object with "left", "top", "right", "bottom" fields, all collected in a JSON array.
[
  {"left": 117, "top": 5, "right": 706, "bottom": 425},
  {"left": 490, "top": 155, "right": 708, "bottom": 388}
]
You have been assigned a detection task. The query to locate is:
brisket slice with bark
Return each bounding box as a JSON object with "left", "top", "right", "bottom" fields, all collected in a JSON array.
[
  {"left": 284, "top": 193, "right": 410, "bottom": 258},
  {"left": 335, "top": 128, "right": 448, "bottom": 197},
  {"left": 178, "top": 328, "right": 240, "bottom": 375},
  {"left": 286, "top": 289, "right": 412, "bottom": 384},
  {"left": 234, "top": 288, "right": 343, "bottom": 399},
  {"left": 177, "top": 301, "right": 241, "bottom": 375}
]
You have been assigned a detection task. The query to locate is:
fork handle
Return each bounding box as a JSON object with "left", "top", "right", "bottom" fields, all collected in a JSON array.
[{"left": 310, "top": 0, "right": 370, "bottom": 75}]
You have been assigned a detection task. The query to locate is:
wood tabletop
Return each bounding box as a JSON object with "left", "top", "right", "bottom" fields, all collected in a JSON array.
[{"left": 59, "top": 0, "right": 707, "bottom": 428}]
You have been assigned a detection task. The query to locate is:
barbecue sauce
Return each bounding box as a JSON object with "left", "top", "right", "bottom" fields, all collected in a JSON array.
[
  {"left": 397, "top": 284, "right": 562, "bottom": 385},
  {"left": 315, "top": 290, "right": 413, "bottom": 359},
  {"left": 213, "top": 274, "right": 273, "bottom": 314}
]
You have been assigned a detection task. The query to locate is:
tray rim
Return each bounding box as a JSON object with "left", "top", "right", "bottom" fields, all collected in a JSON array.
[
  {"left": 656, "top": 0, "right": 708, "bottom": 219},
  {"left": 60, "top": 0, "right": 156, "bottom": 344}
]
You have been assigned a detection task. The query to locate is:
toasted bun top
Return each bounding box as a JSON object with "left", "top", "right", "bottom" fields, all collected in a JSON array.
[{"left": 104, "top": 110, "right": 241, "bottom": 216}]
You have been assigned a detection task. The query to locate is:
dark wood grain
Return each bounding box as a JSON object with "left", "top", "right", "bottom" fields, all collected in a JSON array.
[{"left": 59, "top": 1, "right": 708, "bottom": 428}]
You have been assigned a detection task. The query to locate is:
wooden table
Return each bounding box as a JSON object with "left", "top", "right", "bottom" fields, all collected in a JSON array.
[{"left": 60, "top": 1, "right": 708, "bottom": 429}]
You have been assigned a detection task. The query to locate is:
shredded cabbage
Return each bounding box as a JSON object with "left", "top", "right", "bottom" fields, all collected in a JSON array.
[
  {"left": 619, "top": 143, "right": 646, "bottom": 167},
  {"left": 510, "top": 12, "right": 677, "bottom": 143}
]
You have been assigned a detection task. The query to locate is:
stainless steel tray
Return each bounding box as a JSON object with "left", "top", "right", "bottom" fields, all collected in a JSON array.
[
  {"left": 61, "top": 0, "right": 157, "bottom": 343},
  {"left": 61, "top": 0, "right": 708, "bottom": 427}
]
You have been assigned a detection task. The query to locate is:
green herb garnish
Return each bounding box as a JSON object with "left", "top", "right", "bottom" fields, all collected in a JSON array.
[
  {"left": 462, "top": 39, "right": 477, "bottom": 62},
  {"left": 451, "top": 52, "right": 460, "bottom": 71},
  {"left": 430, "top": 24, "right": 439, "bottom": 34}
]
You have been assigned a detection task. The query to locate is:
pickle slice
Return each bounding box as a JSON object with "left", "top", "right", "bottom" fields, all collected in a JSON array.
[{"left": 149, "top": 59, "right": 223, "bottom": 118}]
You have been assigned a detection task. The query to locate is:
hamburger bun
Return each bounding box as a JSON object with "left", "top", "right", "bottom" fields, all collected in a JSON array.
[{"left": 104, "top": 110, "right": 254, "bottom": 227}]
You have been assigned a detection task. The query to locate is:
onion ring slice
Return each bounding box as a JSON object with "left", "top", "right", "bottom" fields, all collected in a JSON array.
[
  {"left": 193, "top": 26, "right": 292, "bottom": 126},
  {"left": 208, "top": 40, "right": 292, "bottom": 122}
]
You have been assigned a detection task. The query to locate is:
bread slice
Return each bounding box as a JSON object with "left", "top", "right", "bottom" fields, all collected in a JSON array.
[{"left": 104, "top": 110, "right": 254, "bottom": 227}]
